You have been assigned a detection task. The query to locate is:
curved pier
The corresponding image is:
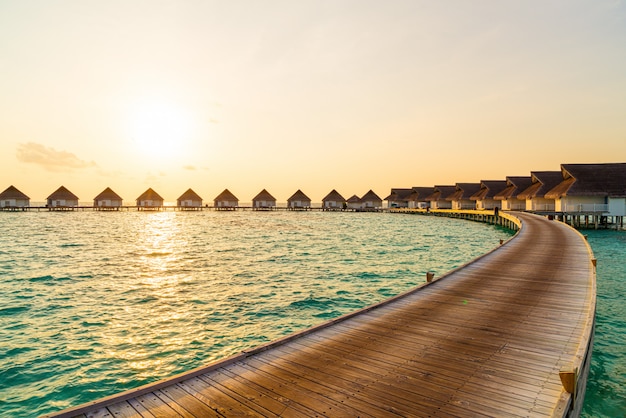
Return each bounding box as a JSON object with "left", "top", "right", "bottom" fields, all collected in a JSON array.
[{"left": 43, "top": 211, "right": 596, "bottom": 417}]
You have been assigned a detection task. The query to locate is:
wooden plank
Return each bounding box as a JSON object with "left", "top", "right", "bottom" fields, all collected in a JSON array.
[
  {"left": 179, "top": 375, "right": 271, "bottom": 417},
  {"left": 156, "top": 385, "right": 220, "bottom": 417},
  {"left": 103, "top": 402, "right": 143, "bottom": 418},
  {"left": 132, "top": 393, "right": 183, "bottom": 417}
]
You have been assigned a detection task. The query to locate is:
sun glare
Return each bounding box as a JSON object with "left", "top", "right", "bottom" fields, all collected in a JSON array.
[{"left": 128, "top": 101, "right": 194, "bottom": 161}]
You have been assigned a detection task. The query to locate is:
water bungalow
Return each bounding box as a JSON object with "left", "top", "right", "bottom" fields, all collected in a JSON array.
[
  {"left": 447, "top": 183, "right": 481, "bottom": 210},
  {"left": 136, "top": 188, "right": 164, "bottom": 210},
  {"left": 93, "top": 187, "right": 123, "bottom": 209},
  {"left": 346, "top": 194, "right": 362, "bottom": 210},
  {"left": 384, "top": 188, "right": 412, "bottom": 208},
  {"left": 213, "top": 189, "right": 238, "bottom": 209},
  {"left": 0, "top": 185, "right": 30, "bottom": 209},
  {"left": 287, "top": 189, "right": 311, "bottom": 209},
  {"left": 544, "top": 163, "right": 626, "bottom": 224},
  {"left": 470, "top": 180, "right": 508, "bottom": 210},
  {"left": 47, "top": 186, "right": 79, "bottom": 209},
  {"left": 407, "top": 186, "right": 434, "bottom": 209},
  {"left": 360, "top": 189, "right": 383, "bottom": 210},
  {"left": 177, "top": 188, "right": 203, "bottom": 209},
  {"left": 252, "top": 189, "right": 277, "bottom": 210},
  {"left": 425, "top": 185, "right": 455, "bottom": 209},
  {"left": 494, "top": 176, "right": 533, "bottom": 211},
  {"left": 322, "top": 189, "right": 346, "bottom": 210},
  {"left": 516, "top": 171, "right": 563, "bottom": 212}
]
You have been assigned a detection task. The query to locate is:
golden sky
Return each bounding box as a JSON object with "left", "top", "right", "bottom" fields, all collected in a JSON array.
[{"left": 1, "top": 0, "right": 625, "bottom": 203}]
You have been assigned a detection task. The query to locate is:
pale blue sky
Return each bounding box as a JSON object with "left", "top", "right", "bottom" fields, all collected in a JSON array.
[{"left": 1, "top": 0, "right": 625, "bottom": 202}]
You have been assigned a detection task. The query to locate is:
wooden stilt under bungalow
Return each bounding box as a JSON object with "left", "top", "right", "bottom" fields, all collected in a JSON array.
[
  {"left": 0, "top": 185, "right": 30, "bottom": 210},
  {"left": 44, "top": 211, "right": 596, "bottom": 418}
]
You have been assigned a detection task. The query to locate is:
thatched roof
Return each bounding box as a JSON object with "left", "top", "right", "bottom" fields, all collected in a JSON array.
[
  {"left": 494, "top": 177, "right": 533, "bottom": 200},
  {"left": 384, "top": 188, "right": 412, "bottom": 201},
  {"left": 446, "top": 183, "right": 481, "bottom": 201},
  {"left": 347, "top": 195, "right": 361, "bottom": 203},
  {"left": 287, "top": 189, "right": 311, "bottom": 203},
  {"left": 516, "top": 171, "right": 563, "bottom": 200},
  {"left": 425, "top": 185, "right": 456, "bottom": 201},
  {"left": 177, "top": 188, "right": 202, "bottom": 201},
  {"left": 544, "top": 163, "right": 626, "bottom": 198},
  {"left": 136, "top": 188, "right": 164, "bottom": 202},
  {"left": 470, "top": 180, "right": 508, "bottom": 201},
  {"left": 214, "top": 189, "right": 239, "bottom": 202},
  {"left": 252, "top": 189, "right": 276, "bottom": 202},
  {"left": 322, "top": 189, "right": 346, "bottom": 202},
  {"left": 0, "top": 185, "right": 29, "bottom": 200},
  {"left": 47, "top": 186, "right": 79, "bottom": 201},
  {"left": 94, "top": 187, "right": 122, "bottom": 201},
  {"left": 361, "top": 190, "right": 382, "bottom": 203},
  {"left": 409, "top": 187, "right": 435, "bottom": 201}
]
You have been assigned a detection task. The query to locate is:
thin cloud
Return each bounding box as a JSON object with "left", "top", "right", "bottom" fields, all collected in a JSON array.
[
  {"left": 16, "top": 142, "right": 96, "bottom": 172},
  {"left": 183, "top": 165, "right": 197, "bottom": 171}
]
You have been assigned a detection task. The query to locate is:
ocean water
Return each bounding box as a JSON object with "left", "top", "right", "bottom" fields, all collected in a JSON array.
[
  {"left": 581, "top": 229, "right": 626, "bottom": 417},
  {"left": 0, "top": 211, "right": 621, "bottom": 417},
  {"left": 0, "top": 210, "right": 512, "bottom": 417}
]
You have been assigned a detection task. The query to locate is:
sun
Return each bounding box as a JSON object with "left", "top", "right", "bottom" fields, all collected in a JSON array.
[{"left": 128, "top": 100, "right": 194, "bottom": 161}]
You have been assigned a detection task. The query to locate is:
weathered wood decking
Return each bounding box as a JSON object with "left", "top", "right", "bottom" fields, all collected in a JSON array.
[{"left": 44, "top": 212, "right": 596, "bottom": 418}]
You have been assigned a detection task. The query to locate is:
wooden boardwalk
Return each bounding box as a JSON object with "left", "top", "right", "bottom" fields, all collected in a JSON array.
[{"left": 44, "top": 212, "right": 596, "bottom": 418}]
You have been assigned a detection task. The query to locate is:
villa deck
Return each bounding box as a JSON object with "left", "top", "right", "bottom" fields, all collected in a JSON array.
[{"left": 43, "top": 211, "right": 596, "bottom": 417}]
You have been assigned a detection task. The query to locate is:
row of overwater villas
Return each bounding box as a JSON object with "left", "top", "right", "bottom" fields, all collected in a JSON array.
[
  {"left": 0, "top": 185, "right": 385, "bottom": 210},
  {"left": 385, "top": 163, "right": 626, "bottom": 217}
]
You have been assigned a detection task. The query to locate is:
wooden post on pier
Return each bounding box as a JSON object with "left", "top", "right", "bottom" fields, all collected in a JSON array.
[{"left": 559, "top": 367, "right": 578, "bottom": 395}]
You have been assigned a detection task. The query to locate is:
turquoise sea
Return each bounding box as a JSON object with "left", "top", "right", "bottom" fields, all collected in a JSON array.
[{"left": 0, "top": 211, "right": 622, "bottom": 417}]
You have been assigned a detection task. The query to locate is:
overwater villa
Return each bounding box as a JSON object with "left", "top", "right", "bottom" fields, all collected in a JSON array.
[
  {"left": 136, "top": 188, "right": 164, "bottom": 209},
  {"left": 252, "top": 189, "right": 276, "bottom": 210},
  {"left": 425, "top": 185, "right": 455, "bottom": 209},
  {"left": 470, "top": 180, "right": 508, "bottom": 210},
  {"left": 322, "top": 189, "right": 346, "bottom": 210},
  {"left": 93, "top": 187, "right": 123, "bottom": 209},
  {"left": 47, "top": 186, "right": 79, "bottom": 209},
  {"left": 0, "top": 185, "right": 30, "bottom": 209},
  {"left": 214, "top": 189, "right": 238, "bottom": 209},
  {"left": 287, "top": 189, "right": 311, "bottom": 209},
  {"left": 360, "top": 190, "right": 383, "bottom": 210},
  {"left": 516, "top": 171, "right": 563, "bottom": 212},
  {"left": 494, "top": 176, "right": 533, "bottom": 211},
  {"left": 407, "top": 187, "right": 434, "bottom": 209},
  {"left": 177, "top": 188, "right": 203, "bottom": 209},
  {"left": 384, "top": 188, "right": 413, "bottom": 208},
  {"left": 346, "top": 194, "right": 362, "bottom": 210},
  {"left": 544, "top": 163, "right": 626, "bottom": 218},
  {"left": 447, "top": 183, "right": 481, "bottom": 210}
]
